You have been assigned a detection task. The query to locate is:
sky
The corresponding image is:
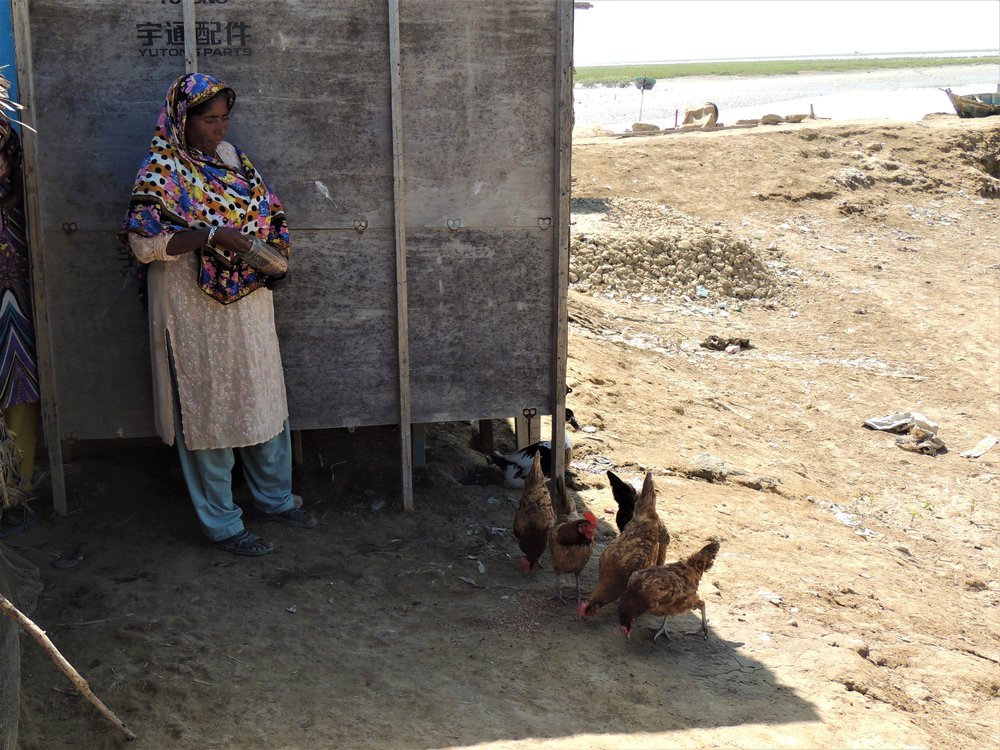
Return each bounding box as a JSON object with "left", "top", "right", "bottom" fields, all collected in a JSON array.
[{"left": 573, "top": 0, "right": 1000, "bottom": 65}]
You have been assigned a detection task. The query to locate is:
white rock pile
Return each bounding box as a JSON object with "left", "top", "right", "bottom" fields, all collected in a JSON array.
[{"left": 570, "top": 198, "right": 779, "bottom": 300}]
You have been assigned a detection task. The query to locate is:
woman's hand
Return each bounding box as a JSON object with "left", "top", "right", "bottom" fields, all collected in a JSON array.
[
  {"left": 166, "top": 225, "right": 251, "bottom": 257},
  {"left": 214, "top": 227, "right": 252, "bottom": 255}
]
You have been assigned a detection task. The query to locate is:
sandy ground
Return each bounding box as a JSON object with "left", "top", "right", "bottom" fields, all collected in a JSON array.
[{"left": 4, "top": 114, "right": 999, "bottom": 750}]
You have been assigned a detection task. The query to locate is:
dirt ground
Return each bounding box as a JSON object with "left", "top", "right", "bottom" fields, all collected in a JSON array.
[{"left": 5, "top": 114, "right": 999, "bottom": 750}]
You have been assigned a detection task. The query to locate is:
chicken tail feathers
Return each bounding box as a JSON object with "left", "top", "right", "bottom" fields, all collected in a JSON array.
[
  {"left": 552, "top": 473, "right": 573, "bottom": 517},
  {"left": 686, "top": 540, "right": 721, "bottom": 575},
  {"left": 524, "top": 450, "right": 547, "bottom": 493},
  {"left": 635, "top": 472, "right": 657, "bottom": 517},
  {"left": 489, "top": 451, "right": 511, "bottom": 469}
]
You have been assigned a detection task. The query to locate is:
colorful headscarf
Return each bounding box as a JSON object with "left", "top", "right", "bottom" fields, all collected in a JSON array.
[{"left": 123, "top": 73, "right": 290, "bottom": 304}]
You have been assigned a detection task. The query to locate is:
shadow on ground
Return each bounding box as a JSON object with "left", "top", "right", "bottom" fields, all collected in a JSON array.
[{"left": 6, "top": 422, "right": 819, "bottom": 749}]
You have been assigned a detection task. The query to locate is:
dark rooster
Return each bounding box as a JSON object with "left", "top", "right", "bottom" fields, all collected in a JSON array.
[
  {"left": 618, "top": 539, "right": 721, "bottom": 641},
  {"left": 512, "top": 451, "right": 554, "bottom": 574},
  {"left": 606, "top": 470, "right": 637, "bottom": 532},
  {"left": 578, "top": 472, "right": 670, "bottom": 620},
  {"left": 548, "top": 474, "right": 597, "bottom": 602}
]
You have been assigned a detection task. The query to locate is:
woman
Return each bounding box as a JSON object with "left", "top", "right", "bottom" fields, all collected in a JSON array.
[{"left": 123, "top": 73, "right": 315, "bottom": 556}]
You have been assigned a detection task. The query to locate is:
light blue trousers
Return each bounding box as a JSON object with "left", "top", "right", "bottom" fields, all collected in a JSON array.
[{"left": 170, "top": 369, "right": 295, "bottom": 542}]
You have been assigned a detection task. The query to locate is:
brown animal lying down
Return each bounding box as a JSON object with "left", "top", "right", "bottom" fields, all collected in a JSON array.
[{"left": 618, "top": 539, "right": 721, "bottom": 641}]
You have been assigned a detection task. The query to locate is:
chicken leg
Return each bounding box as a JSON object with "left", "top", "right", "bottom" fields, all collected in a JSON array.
[
  {"left": 551, "top": 574, "right": 567, "bottom": 602},
  {"left": 653, "top": 617, "right": 670, "bottom": 642},
  {"left": 551, "top": 572, "right": 585, "bottom": 603}
]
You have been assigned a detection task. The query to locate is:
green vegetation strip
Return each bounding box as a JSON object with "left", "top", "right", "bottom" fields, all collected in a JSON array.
[{"left": 575, "top": 57, "right": 1000, "bottom": 87}]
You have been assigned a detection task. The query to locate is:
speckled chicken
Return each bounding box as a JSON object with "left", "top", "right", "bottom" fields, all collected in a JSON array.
[
  {"left": 578, "top": 472, "right": 670, "bottom": 620},
  {"left": 512, "top": 451, "right": 554, "bottom": 574},
  {"left": 618, "top": 539, "right": 721, "bottom": 642}
]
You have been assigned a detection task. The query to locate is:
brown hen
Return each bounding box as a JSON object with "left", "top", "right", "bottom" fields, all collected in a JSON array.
[
  {"left": 512, "top": 451, "right": 554, "bottom": 574},
  {"left": 548, "top": 475, "right": 597, "bottom": 602},
  {"left": 578, "top": 472, "right": 670, "bottom": 619},
  {"left": 618, "top": 539, "right": 721, "bottom": 641}
]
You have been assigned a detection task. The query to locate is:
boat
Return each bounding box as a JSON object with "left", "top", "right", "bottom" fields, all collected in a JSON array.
[{"left": 941, "top": 88, "right": 1000, "bottom": 118}]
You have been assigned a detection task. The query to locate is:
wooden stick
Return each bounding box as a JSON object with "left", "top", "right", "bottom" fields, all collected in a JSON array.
[
  {"left": 0, "top": 593, "right": 136, "bottom": 741},
  {"left": 387, "top": 0, "right": 414, "bottom": 513}
]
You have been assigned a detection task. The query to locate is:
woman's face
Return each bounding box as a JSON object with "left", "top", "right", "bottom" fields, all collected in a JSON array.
[{"left": 185, "top": 93, "right": 230, "bottom": 154}]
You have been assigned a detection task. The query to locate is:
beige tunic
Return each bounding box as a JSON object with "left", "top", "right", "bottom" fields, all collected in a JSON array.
[{"left": 129, "top": 142, "right": 288, "bottom": 451}]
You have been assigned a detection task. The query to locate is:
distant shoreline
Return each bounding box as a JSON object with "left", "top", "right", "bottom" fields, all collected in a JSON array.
[
  {"left": 572, "top": 63, "right": 998, "bottom": 130},
  {"left": 575, "top": 56, "right": 1000, "bottom": 88}
]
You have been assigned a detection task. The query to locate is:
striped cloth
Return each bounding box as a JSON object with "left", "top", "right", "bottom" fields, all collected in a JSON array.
[{"left": 0, "top": 127, "right": 39, "bottom": 410}]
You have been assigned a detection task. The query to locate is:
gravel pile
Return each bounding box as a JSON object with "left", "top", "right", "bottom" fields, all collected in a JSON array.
[{"left": 570, "top": 198, "right": 779, "bottom": 300}]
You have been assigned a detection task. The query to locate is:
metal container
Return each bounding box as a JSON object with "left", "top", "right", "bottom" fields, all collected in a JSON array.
[{"left": 241, "top": 236, "right": 287, "bottom": 279}]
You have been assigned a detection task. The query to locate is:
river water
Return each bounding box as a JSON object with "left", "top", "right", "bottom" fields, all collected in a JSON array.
[{"left": 573, "top": 63, "right": 1000, "bottom": 131}]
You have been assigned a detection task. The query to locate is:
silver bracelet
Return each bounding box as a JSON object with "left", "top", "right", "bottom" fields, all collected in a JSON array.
[{"left": 206, "top": 225, "right": 219, "bottom": 248}]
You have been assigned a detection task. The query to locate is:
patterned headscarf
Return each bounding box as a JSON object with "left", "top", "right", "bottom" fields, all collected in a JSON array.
[{"left": 123, "top": 73, "right": 290, "bottom": 304}]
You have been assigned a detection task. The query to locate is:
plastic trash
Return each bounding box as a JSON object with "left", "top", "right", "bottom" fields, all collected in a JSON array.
[
  {"left": 960, "top": 435, "right": 998, "bottom": 459},
  {"left": 863, "top": 411, "right": 939, "bottom": 434}
]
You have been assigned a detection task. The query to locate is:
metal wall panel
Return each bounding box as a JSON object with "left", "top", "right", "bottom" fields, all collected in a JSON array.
[
  {"left": 199, "top": 0, "right": 397, "bottom": 230},
  {"left": 407, "top": 229, "right": 552, "bottom": 423},
  {"left": 41, "top": 230, "right": 153, "bottom": 439},
  {"left": 399, "top": 1, "right": 557, "bottom": 229},
  {"left": 275, "top": 229, "right": 399, "bottom": 430},
  {"left": 399, "top": 0, "right": 558, "bottom": 424},
  {"left": 27, "top": 2, "right": 184, "bottom": 231},
  {"left": 20, "top": 0, "right": 565, "bottom": 441}
]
